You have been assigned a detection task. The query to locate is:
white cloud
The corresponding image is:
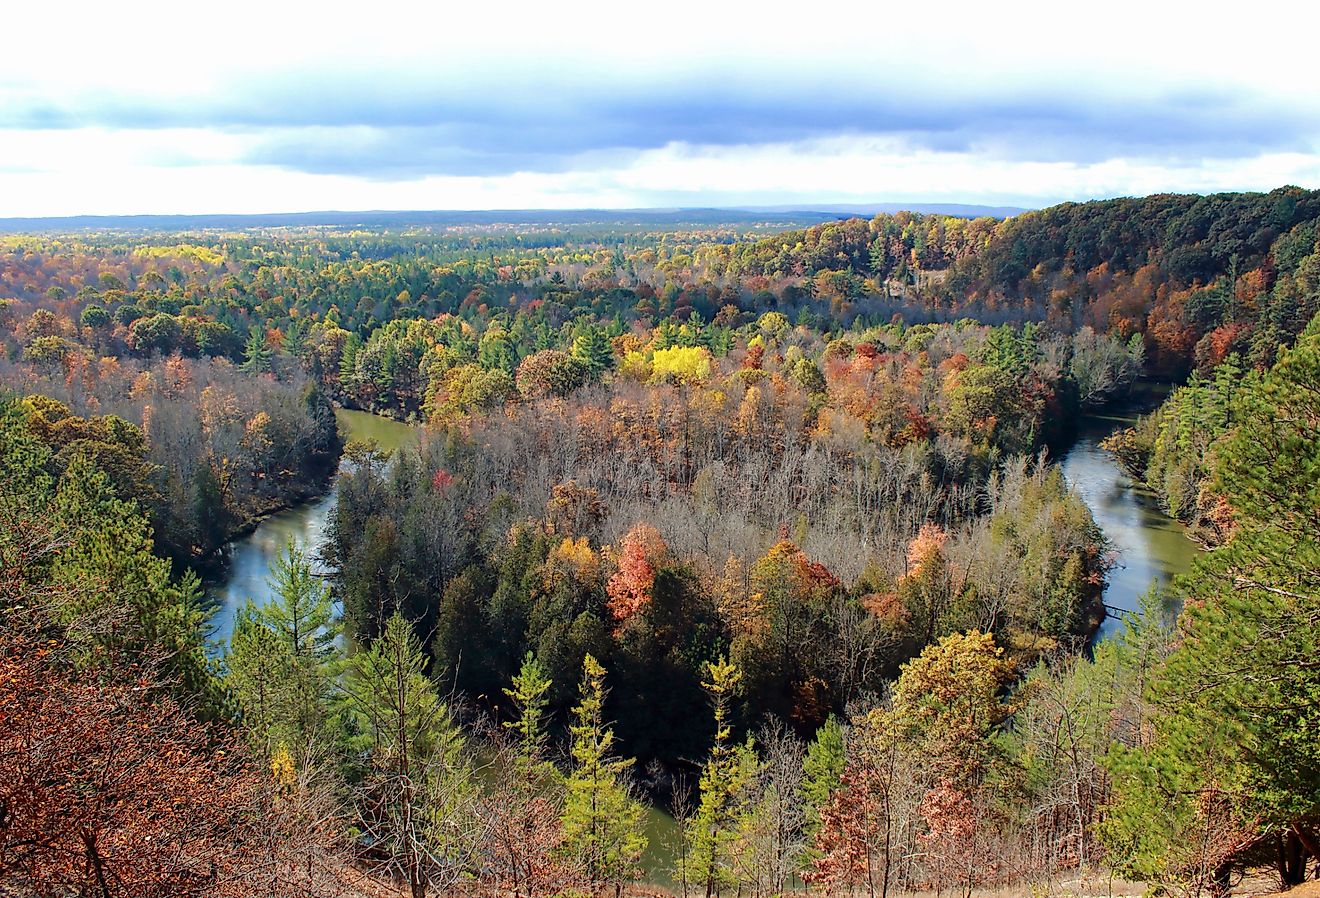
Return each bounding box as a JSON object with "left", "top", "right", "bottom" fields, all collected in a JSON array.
[
  {"left": 2, "top": 0, "right": 1318, "bottom": 215},
  {"left": 3, "top": 131, "right": 1318, "bottom": 217}
]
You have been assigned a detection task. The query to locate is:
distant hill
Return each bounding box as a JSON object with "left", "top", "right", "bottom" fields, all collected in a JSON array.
[
  {"left": 734, "top": 202, "right": 1030, "bottom": 218},
  {"left": 0, "top": 203, "right": 1028, "bottom": 234},
  {"left": 708, "top": 186, "right": 1320, "bottom": 374}
]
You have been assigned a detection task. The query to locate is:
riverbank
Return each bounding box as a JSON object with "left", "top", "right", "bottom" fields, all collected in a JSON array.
[
  {"left": 201, "top": 408, "right": 422, "bottom": 645},
  {"left": 1059, "top": 391, "right": 1199, "bottom": 639},
  {"left": 190, "top": 473, "right": 335, "bottom": 567}
]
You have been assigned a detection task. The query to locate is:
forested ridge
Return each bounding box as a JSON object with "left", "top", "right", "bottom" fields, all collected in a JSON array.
[{"left": 1, "top": 189, "right": 1319, "bottom": 897}]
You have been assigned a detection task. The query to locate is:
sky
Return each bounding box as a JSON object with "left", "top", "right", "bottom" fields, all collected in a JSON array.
[{"left": 2, "top": 0, "right": 1319, "bottom": 216}]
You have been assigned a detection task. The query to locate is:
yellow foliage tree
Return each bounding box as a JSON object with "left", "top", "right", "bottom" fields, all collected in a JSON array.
[{"left": 649, "top": 346, "right": 712, "bottom": 384}]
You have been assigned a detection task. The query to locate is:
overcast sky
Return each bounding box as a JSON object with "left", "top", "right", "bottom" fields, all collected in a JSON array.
[{"left": 3, "top": 0, "right": 1318, "bottom": 216}]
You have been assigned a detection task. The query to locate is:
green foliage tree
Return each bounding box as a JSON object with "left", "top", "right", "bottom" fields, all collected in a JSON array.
[
  {"left": 1103, "top": 315, "right": 1320, "bottom": 892},
  {"left": 79, "top": 304, "right": 111, "bottom": 330},
  {"left": 942, "top": 364, "right": 1035, "bottom": 457},
  {"left": 339, "top": 331, "right": 364, "bottom": 394},
  {"left": 127, "top": 312, "right": 182, "bottom": 355},
  {"left": 685, "top": 658, "right": 753, "bottom": 897},
  {"left": 887, "top": 630, "right": 1015, "bottom": 788},
  {"left": 559, "top": 654, "right": 647, "bottom": 893},
  {"left": 0, "top": 400, "right": 216, "bottom": 704},
  {"left": 263, "top": 539, "right": 340, "bottom": 660},
  {"left": 226, "top": 601, "right": 297, "bottom": 754},
  {"left": 571, "top": 325, "right": 615, "bottom": 380},
  {"left": 225, "top": 540, "right": 340, "bottom": 757},
  {"left": 240, "top": 326, "right": 274, "bottom": 374},
  {"left": 478, "top": 324, "right": 517, "bottom": 373},
  {"left": 503, "top": 651, "right": 558, "bottom": 789},
  {"left": 342, "top": 612, "right": 477, "bottom": 898},
  {"left": 801, "top": 714, "right": 846, "bottom": 843}
]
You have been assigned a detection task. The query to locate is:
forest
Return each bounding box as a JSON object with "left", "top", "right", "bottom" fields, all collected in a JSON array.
[{"left": 1, "top": 188, "right": 1318, "bottom": 898}]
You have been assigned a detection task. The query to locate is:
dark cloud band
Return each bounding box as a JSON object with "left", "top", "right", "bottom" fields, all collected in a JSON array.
[{"left": 4, "top": 72, "right": 1316, "bottom": 179}]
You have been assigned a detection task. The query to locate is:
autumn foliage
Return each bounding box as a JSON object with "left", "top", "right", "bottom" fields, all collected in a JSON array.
[
  {"left": 0, "top": 635, "right": 332, "bottom": 898},
  {"left": 605, "top": 522, "right": 667, "bottom": 625}
]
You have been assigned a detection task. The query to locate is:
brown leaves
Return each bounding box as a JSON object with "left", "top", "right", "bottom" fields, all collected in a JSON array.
[
  {"left": 0, "top": 636, "right": 351, "bottom": 898},
  {"left": 0, "top": 639, "right": 247, "bottom": 896}
]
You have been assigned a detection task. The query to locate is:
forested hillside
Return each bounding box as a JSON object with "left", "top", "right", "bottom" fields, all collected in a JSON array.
[{"left": 2, "top": 190, "right": 1318, "bottom": 897}]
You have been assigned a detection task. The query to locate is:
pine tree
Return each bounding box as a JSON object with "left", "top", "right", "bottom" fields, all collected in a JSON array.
[
  {"left": 262, "top": 539, "right": 339, "bottom": 660},
  {"left": 280, "top": 316, "right": 303, "bottom": 355},
  {"left": 503, "top": 651, "right": 557, "bottom": 789},
  {"left": 801, "top": 714, "right": 846, "bottom": 844},
  {"left": 560, "top": 654, "right": 647, "bottom": 894},
  {"left": 226, "top": 541, "right": 340, "bottom": 756},
  {"left": 571, "top": 326, "right": 614, "bottom": 380},
  {"left": 1, "top": 400, "right": 217, "bottom": 705},
  {"left": 686, "top": 657, "right": 752, "bottom": 898},
  {"left": 339, "top": 331, "right": 363, "bottom": 396},
  {"left": 1104, "top": 314, "right": 1320, "bottom": 890},
  {"left": 491, "top": 653, "right": 566, "bottom": 898},
  {"left": 192, "top": 460, "right": 232, "bottom": 556},
  {"left": 226, "top": 601, "right": 297, "bottom": 754},
  {"left": 343, "top": 612, "right": 477, "bottom": 898},
  {"left": 240, "top": 326, "right": 274, "bottom": 375},
  {"left": 53, "top": 454, "right": 216, "bottom": 699}
]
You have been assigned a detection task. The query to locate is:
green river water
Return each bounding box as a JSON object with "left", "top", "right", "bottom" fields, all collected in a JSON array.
[
  {"left": 203, "top": 409, "right": 420, "bottom": 646},
  {"left": 203, "top": 401, "right": 1199, "bottom": 884}
]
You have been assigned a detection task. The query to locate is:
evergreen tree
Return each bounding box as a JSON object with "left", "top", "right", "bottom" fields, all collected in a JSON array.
[
  {"left": 282, "top": 317, "right": 308, "bottom": 361},
  {"left": 1, "top": 401, "right": 217, "bottom": 705},
  {"left": 801, "top": 714, "right": 846, "bottom": 844},
  {"left": 571, "top": 325, "right": 614, "bottom": 380},
  {"left": 342, "top": 612, "right": 477, "bottom": 898},
  {"left": 240, "top": 326, "right": 274, "bottom": 375},
  {"left": 686, "top": 657, "right": 752, "bottom": 898},
  {"left": 226, "top": 601, "right": 297, "bottom": 755},
  {"left": 262, "top": 538, "right": 339, "bottom": 660},
  {"left": 560, "top": 654, "right": 647, "bottom": 894},
  {"left": 192, "top": 460, "right": 232, "bottom": 556},
  {"left": 491, "top": 652, "right": 566, "bottom": 898},
  {"left": 226, "top": 541, "right": 340, "bottom": 757},
  {"left": 339, "top": 331, "right": 363, "bottom": 396},
  {"left": 478, "top": 325, "right": 517, "bottom": 373},
  {"left": 503, "top": 651, "right": 558, "bottom": 789},
  {"left": 1104, "top": 314, "right": 1320, "bottom": 891}
]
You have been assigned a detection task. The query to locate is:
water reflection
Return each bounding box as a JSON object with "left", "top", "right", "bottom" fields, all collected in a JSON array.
[
  {"left": 1059, "top": 407, "right": 1198, "bottom": 639},
  {"left": 202, "top": 409, "right": 421, "bottom": 647}
]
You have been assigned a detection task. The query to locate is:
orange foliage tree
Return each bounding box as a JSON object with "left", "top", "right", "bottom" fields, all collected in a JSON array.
[{"left": 605, "top": 522, "right": 668, "bottom": 625}]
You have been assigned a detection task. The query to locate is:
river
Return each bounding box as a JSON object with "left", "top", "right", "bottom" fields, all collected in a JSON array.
[
  {"left": 1057, "top": 389, "right": 1200, "bottom": 639},
  {"left": 203, "top": 398, "right": 1198, "bottom": 884},
  {"left": 202, "top": 408, "right": 421, "bottom": 646}
]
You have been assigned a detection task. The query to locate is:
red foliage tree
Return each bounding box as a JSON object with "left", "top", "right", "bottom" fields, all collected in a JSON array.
[
  {"left": 0, "top": 641, "right": 249, "bottom": 895},
  {"left": 917, "top": 779, "right": 992, "bottom": 896},
  {"left": 807, "top": 720, "right": 905, "bottom": 898},
  {"left": 605, "top": 522, "right": 667, "bottom": 625}
]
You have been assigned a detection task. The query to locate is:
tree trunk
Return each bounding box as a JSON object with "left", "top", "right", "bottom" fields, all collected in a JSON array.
[
  {"left": 1277, "top": 830, "right": 1309, "bottom": 887},
  {"left": 1292, "top": 824, "right": 1320, "bottom": 878},
  {"left": 1209, "top": 861, "right": 1232, "bottom": 898}
]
